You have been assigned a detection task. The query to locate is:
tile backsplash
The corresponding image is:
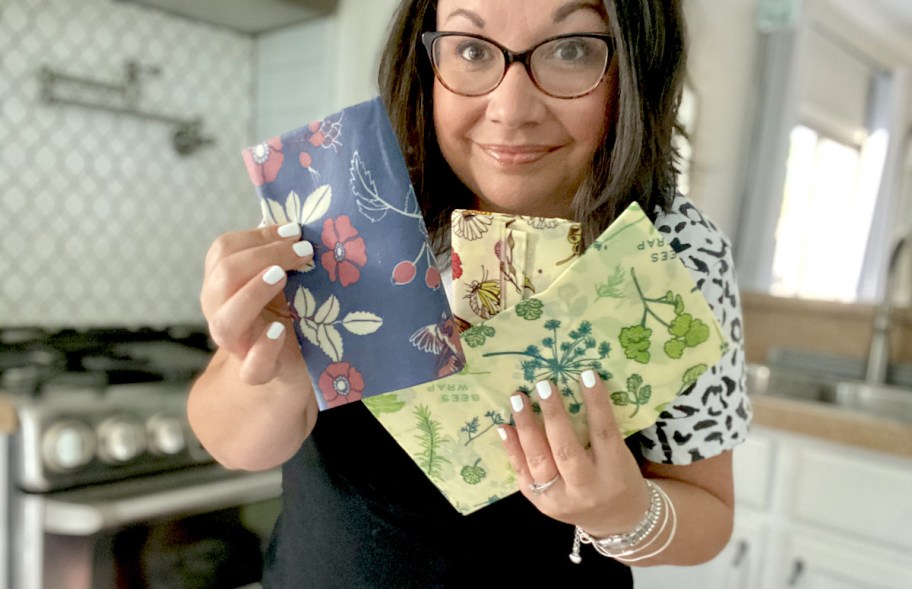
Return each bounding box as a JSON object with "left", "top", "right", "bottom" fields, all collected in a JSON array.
[{"left": 0, "top": 0, "right": 256, "bottom": 327}]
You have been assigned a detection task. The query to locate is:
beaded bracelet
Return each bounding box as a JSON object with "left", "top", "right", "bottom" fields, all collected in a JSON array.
[{"left": 569, "top": 480, "right": 676, "bottom": 564}]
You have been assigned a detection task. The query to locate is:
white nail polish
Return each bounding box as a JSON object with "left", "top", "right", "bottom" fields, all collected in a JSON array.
[
  {"left": 263, "top": 265, "right": 285, "bottom": 285},
  {"left": 266, "top": 321, "right": 285, "bottom": 340},
  {"left": 497, "top": 427, "right": 507, "bottom": 441},
  {"left": 278, "top": 222, "right": 300, "bottom": 238},
  {"left": 536, "top": 380, "right": 552, "bottom": 400},
  {"left": 510, "top": 394, "right": 524, "bottom": 413},
  {"left": 582, "top": 370, "right": 597, "bottom": 388},
  {"left": 293, "top": 240, "right": 314, "bottom": 257}
]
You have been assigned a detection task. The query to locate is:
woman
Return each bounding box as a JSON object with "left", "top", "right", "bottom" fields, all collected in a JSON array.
[{"left": 188, "top": 0, "right": 751, "bottom": 586}]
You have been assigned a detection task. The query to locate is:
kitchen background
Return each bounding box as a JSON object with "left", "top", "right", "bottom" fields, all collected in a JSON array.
[{"left": 1, "top": 0, "right": 911, "bottom": 587}]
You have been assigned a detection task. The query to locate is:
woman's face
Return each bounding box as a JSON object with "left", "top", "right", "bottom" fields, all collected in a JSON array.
[{"left": 432, "top": 0, "right": 616, "bottom": 218}]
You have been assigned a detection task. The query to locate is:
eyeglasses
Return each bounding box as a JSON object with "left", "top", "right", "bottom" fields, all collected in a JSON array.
[{"left": 421, "top": 31, "right": 614, "bottom": 99}]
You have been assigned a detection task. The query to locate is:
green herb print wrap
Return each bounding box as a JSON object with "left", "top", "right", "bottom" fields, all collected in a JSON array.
[{"left": 364, "top": 203, "right": 728, "bottom": 515}]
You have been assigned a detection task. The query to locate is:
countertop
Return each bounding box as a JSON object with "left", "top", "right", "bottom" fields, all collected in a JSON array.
[
  {"left": 749, "top": 394, "right": 912, "bottom": 459},
  {"left": 4, "top": 389, "right": 912, "bottom": 459}
]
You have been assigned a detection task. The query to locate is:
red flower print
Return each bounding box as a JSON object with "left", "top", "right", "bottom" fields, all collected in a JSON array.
[
  {"left": 307, "top": 115, "right": 343, "bottom": 150},
  {"left": 451, "top": 251, "right": 463, "bottom": 279},
  {"left": 318, "top": 362, "right": 365, "bottom": 408},
  {"left": 309, "top": 131, "right": 325, "bottom": 148},
  {"left": 299, "top": 152, "right": 312, "bottom": 168},
  {"left": 320, "top": 215, "right": 367, "bottom": 287},
  {"left": 243, "top": 136, "right": 284, "bottom": 186}
]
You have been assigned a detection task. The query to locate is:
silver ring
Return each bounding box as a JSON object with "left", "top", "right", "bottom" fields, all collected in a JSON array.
[{"left": 529, "top": 473, "right": 561, "bottom": 496}]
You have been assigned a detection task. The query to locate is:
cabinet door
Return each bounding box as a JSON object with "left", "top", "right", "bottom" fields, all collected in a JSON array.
[
  {"left": 633, "top": 513, "right": 766, "bottom": 589},
  {"left": 774, "top": 529, "right": 912, "bottom": 589}
]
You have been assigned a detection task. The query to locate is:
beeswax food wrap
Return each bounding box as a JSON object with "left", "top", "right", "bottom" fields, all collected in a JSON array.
[
  {"left": 365, "top": 203, "right": 728, "bottom": 514},
  {"left": 449, "top": 211, "right": 582, "bottom": 327},
  {"left": 243, "top": 97, "right": 464, "bottom": 411}
]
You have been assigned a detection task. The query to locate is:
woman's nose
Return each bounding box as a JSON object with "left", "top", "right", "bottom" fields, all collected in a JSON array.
[{"left": 485, "top": 63, "right": 547, "bottom": 127}]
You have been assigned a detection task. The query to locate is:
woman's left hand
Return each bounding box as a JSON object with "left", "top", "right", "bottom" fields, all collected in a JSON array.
[{"left": 499, "top": 370, "right": 651, "bottom": 537}]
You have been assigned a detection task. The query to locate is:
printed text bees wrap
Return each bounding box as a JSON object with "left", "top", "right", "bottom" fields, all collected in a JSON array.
[
  {"left": 365, "top": 203, "right": 727, "bottom": 514},
  {"left": 243, "top": 97, "right": 464, "bottom": 411}
]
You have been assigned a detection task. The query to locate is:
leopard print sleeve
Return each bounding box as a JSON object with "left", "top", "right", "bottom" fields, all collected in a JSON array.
[{"left": 633, "top": 194, "right": 752, "bottom": 465}]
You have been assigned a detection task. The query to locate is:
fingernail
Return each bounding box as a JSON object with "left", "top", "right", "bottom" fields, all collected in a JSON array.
[
  {"left": 536, "top": 380, "right": 552, "bottom": 400},
  {"left": 266, "top": 321, "right": 285, "bottom": 340},
  {"left": 510, "top": 394, "right": 524, "bottom": 413},
  {"left": 263, "top": 265, "right": 285, "bottom": 285},
  {"left": 497, "top": 427, "right": 507, "bottom": 441},
  {"left": 293, "top": 240, "right": 314, "bottom": 257},
  {"left": 278, "top": 222, "right": 300, "bottom": 238},
  {"left": 581, "top": 370, "right": 597, "bottom": 388}
]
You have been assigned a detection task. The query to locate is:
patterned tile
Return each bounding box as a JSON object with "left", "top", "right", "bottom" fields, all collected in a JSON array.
[{"left": 0, "top": 0, "right": 256, "bottom": 327}]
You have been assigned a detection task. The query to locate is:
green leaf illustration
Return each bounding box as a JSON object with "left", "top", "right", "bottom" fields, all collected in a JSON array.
[
  {"left": 664, "top": 338, "right": 686, "bottom": 359},
  {"left": 595, "top": 265, "right": 626, "bottom": 300},
  {"left": 610, "top": 373, "right": 652, "bottom": 417},
  {"left": 362, "top": 394, "right": 406, "bottom": 414},
  {"left": 414, "top": 405, "right": 449, "bottom": 481},
  {"left": 461, "top": 459, "right": 486, "bottom": 485},
  {"left": 684, "top": 319, "right": 710, "bottom": 346},
  {"left": 682, "top": 364, "right": 708, "bottom": 385},
  {"left": 619, "top": 325, "right": 652, "bottom": 363},
  {"left": 514, "top": 299, "right": 544, "bottom": 320},
  {"left": 463, "top": 325, "right": 495, "bottom": 348}
]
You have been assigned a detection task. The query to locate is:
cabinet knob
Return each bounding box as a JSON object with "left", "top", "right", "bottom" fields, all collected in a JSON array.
[{"left": 787, "top": 559, "right": 805, "bottom": 587}]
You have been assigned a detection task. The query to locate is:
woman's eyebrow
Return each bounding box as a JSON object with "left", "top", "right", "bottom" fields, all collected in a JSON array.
[
  {"left": 442, "top": 8, "right": 485, "bottom": 28},
  {"left": 553, "top": 1, "right": 606, "bottom": 23}
]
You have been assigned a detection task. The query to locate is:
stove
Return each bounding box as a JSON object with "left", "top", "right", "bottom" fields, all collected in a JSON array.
[
  {"left": 2, "top": 327, "right": 215, "bottom": 492},
  {"left": 0, "top": 327, "right": 281, "bottom": 589}
]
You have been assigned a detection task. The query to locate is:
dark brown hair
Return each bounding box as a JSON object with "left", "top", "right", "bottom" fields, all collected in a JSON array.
[{"left": 378, "top": 0, "right": 687, "bottom": 252}]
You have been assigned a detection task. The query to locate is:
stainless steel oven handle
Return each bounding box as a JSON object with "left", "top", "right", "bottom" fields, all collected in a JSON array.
[{"left": 43, "top": 468, "right": 282, "bottom": 536}]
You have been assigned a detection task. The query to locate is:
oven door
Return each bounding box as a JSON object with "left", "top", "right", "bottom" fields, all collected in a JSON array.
[{"left": 14, "top": 466, "right": 282, "bottom": 589}]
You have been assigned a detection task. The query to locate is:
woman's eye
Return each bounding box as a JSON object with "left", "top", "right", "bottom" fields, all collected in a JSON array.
[
  {"left": 551, "top": 41, "right": 589, "bottom": 61},
  {"left": 456, "top": 42, "right": 490, "bottom": 62}
]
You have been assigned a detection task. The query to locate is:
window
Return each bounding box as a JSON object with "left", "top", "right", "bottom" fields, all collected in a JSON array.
[{"left": 770, "top": 124, "right": 888, "bottom": 301}]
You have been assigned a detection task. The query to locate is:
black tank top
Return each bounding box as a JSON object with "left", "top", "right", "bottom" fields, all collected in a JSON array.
[{"left": 261, "top": 402, "right": 633, "bottom": 588}]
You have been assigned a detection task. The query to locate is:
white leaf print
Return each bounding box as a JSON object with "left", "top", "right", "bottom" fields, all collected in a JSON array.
[
  {"left": 299, "top": 317, "right": 320, "bottom": 349},
  {"left": 299, "top": 185, "right": 332, "bottom": 225},
  {"left": 261, "top": 197, "right": 288, "bottom": 225},
  {"left": 293, "top": 287, "right": 317, "bottom": 318},
  {"left": 318, "top": 324, "right": 344, "bottom": 362},
  {"left": 284, "top": 190, "right": 302, "bottom": 223},
  {"left": 314, "top": 295, "right": 340, "bottom": 324},
  {"left": 350, "top": 151, "right": 387, "bottom": 222},
  {"left": 340, "top": 312, "right": 383, "bottom": 335}
]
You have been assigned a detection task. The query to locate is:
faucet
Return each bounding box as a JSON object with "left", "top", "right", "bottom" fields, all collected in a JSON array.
[{"left": 865, "top": 233, "right": 910, "bottom": 384}]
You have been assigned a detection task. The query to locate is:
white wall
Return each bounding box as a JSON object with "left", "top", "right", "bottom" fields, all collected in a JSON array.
[
  {"left": 682, "top": 0, "right": 762, "bottom": 240},
  {"left": 254, "top": 0, "right": 400, "bottom": 141}
]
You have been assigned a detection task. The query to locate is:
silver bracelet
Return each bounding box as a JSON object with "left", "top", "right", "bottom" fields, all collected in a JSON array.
[{"left": 569, "top": 479, "right": 666, "bottom": 564}]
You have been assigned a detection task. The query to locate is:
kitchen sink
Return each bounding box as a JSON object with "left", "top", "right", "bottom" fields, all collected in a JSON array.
[{"left": 746, "top": 363, "right": 912, "bottom": 423}]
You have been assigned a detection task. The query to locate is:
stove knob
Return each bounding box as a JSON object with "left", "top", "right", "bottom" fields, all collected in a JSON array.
[
  {"left": 42, "top": 419, "right": 96, "bottom": 472},
  {"left": 97, "top": 416, "right": 146, "bottom": 464},
  {"left": 147, "top": 415, "right": 186, "bottom": 456}
]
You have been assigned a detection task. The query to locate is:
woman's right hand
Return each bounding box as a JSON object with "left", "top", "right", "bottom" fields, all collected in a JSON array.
[{"left": 200, "top": 221, "right": 314, "bottom": 386}]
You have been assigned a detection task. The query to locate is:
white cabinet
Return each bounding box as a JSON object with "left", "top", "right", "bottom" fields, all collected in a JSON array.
[
  {"left": 770, "top": 528, "right": 912, "bottom": 589},
  {"left": 634, "top": 427, "right": 912, "bottom": 589},
  {"left": 632, "top": 510, "right": 767, "bottom": 589}
]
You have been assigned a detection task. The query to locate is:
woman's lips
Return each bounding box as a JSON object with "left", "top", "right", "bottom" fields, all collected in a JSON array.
[{"left": 478, "top": 144, "right": 558, "bottom": 165}]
